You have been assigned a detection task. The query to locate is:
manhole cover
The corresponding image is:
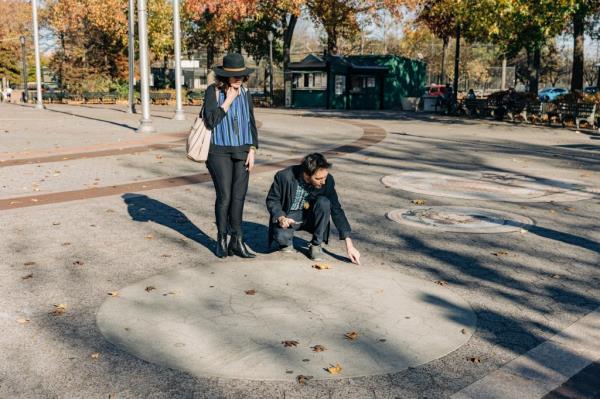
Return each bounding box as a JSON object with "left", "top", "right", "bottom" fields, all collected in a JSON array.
[
  {"left": 381, "top": 171, "right": 595, "bottom": 202},
  {"left": 97, "top": 259, "right": 476, "bottom": 381},
  {"left": 387, "top": 206, "right": 533, "bottom": 233}
]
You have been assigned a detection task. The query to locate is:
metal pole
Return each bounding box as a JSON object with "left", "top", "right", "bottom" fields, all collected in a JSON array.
[
  {"left": 31, "top": 0, "right": 43, "bottom": 110},
  {"left": 501, "top": 57, "right": 507, "bottom": 90},
  {"left": 20, "top": 36, "right": 28, "bottom": 103},
  {"left": 137, "top": 0, "right": 155, "bottom": 133},
  {"left": 268, "top": 33, "right": 274, "bottom": 105},
  {"left": 172, "top": 0, "right": 185, "bottom": 120},
  {"left": 127, "top": 0, "right": 136, "bottom": 114}
]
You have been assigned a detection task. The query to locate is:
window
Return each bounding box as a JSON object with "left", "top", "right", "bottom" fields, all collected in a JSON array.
[
  {"left": 349, "top": 75, "right": 377, "bottom": 93},
  {"left": 335, "top": 75, "right": 345, "bottom": 95},
  {"left": 292, "top": 72, "right": 327, "bottom": 89}
]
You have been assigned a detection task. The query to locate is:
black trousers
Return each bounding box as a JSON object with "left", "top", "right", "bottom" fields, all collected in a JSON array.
[
  {"left": 273, "top": 196, "right": 331, "bottom": 246},
  {"left": 206, "top": 153, "right": 249, "bottom": 236}
]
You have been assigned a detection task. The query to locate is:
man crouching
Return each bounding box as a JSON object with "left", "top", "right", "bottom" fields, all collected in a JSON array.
[{"left": 266, "top": 153, "right": 361, "bottom": 264}]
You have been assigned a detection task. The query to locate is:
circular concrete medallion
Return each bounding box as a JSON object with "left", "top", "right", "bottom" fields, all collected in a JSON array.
[
  {"left": 381, "top": 171, "right": 596, "bottom": 202},
  {"left": 97, "top": 259, "right": 476, "bottom": 381},
  {"left": 387, "top": 206, "right": 533, "bottom": 233}
]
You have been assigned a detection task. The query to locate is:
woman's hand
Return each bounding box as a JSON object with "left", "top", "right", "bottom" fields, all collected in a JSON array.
[
  {"left": 221, "top": 86, "right": 240, "bottom": 112},
  {"left": 245, "top": 148, "right": 255, "bottom": 172},
  {"left": 345, "top": 238, "right": 361, "bottom": 265}
]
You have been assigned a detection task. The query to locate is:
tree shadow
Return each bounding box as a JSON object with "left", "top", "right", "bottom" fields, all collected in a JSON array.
[{"left": 122, "top": 193, "right": 271, "bottom": 257}]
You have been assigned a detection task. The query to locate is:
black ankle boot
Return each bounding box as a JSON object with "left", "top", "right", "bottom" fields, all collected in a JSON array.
[
  {"left": 228, "top": 235, "right": 256, "bottom": 258},
  {"left": 216, "top": 233, "right": 228, "bottom": 258}
]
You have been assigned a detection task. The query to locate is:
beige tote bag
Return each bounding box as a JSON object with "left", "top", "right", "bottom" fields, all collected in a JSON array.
[{"left": 186, "top": 89, "right": 218, "bottom": 162}]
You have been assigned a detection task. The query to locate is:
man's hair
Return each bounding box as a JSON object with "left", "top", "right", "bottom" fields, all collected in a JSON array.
[{"left": 301, "top": 153, "right": 332, "bottom": 176}]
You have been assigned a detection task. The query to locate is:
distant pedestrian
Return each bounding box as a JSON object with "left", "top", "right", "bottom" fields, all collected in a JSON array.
[
  {"left": 202, "top": 53, "right": 259, "bottom": 259},
  {"left": 467, "top": 89, "right": 476, "bottom": 100},
  {"left": 5, "top": 86, "right": 13, "bottom": 103}
]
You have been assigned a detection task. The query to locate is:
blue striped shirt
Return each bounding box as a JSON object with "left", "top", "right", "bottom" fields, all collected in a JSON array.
[{"left": 212, "top": 88, "right": 254, "bottom": 147}]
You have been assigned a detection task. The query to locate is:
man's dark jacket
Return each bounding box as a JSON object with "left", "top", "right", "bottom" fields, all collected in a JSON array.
[{"left": 266, "top": 165, "right": 351, "bottom": 245}]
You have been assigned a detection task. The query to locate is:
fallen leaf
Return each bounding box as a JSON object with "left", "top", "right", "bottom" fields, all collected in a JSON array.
[
  {"left": 72, "top": 260, "right": 84, "bottom": 266},
  {"left": 519, "top": 229, "right": 528, "bottom": 234},
  {"left": 326, "top": 363, "right": 343, "bottom": 374},
  {"left": 245, "top": 289, "right": 256, "bottom": 295},
  {"left": 302, "top": 358, "right": 310, "bottom": 362},
  {"left": 23, "top": 261, "right": 36, "bottom": 266},
  {"left": 492, "top": 251, "right": 508, "bottom": 256},
  {"left": 566, "top": 207, "right": 575, "bottom": 212},
  {"left": 107, "top": 291, "right": 119, "bottom": 297},
  {"left": 285, "top": 370, "right": 294, "bottom": 374},
  {"left": 281, "top": 340, "right": 299, "bottom": 347},
  {"left": 17, "top": 318, "right": 30, "bottom": 324},
  {"left": 51, "top": 304, "right": 67, "bottom": 315},
  {"left": 22, "top": 273, "right": 33, "bottom": 280},
  {"left": 52, "top": 222, "right": 61, "bottom": 226},
  {"left": 551, "top": 274, "right": 561, "bottom": 279},
  {"left": 155, "top": 155, "right": 163, "bottom": 160},
  {"left": 296, "top": 375, "right": 313, "bottom": 384},
  {"left": 145, "top": 286, "right": 156, "bottom": 292},
  {"left": 312, "top": 345, "right": 327, "bottom": 352},
  {"left": 461, "top": 328, "right": 468, "bottom": 335},
  {"left": 378, "top": 338, "right": 387, "bottom": 342},
  {"left": 91, "top": 352, "right": 100, "bottom": 359},
  {"left": 434, "top": 280, "right": 448, "bottom": 286},
  {"left": 145, "top": 234, "right": 154, "bottom": 240},
  {"left": 312, "top": 263, "right": 331, "bottom": 270},
  {"left": 61, "top": 242, "right": 71, "bottom": 246},
  {"left": 467, "top": 356, "right": 481, "bottom": 364},
  {"left": 344, "top": 331, "right": 358, "bottom": 341},
  {"left": 160, "top": 254, "right": 171, "bottom": 258}
]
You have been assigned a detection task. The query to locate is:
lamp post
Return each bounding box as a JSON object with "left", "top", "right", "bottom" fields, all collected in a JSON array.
[
  {"left": 267, "top": 31, "right": 274, "bottom": 105},
  {"left": 136, "top": 0, "right": 155, "bottom": 133},
  {"left": 596, "top": 63, "right": 600, "bottom": 89},
  {"left": 31, "top": 0, "right": 44, "bottom": 109},
  {"left": 127, "top": 0, "right": 136, "bottom": 114},
  {"left": 172, "top": 0, "right": 185, "bottom": 120},
  {"left": 20, "top": 36, "right": 27, "bottom": 103}
]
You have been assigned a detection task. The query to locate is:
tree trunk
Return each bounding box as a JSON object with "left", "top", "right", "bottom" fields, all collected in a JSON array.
[
  {"left": 570, "top": 9, "right": 585, "bottom": 91},
  {"left": 530, "top": 46, "right": 540, "bottom": 94},
  {"left": 327, "top": 27, "right": 338, "bottom": 55},
  {"left": 282, "top": 13, "right": 297, "bottom": 108},
  {"left": 452, "top": 26, "right": 460, "bottom": 102},
  {"left": 440, "top": 37, "right": 448, "bottom": 84}
]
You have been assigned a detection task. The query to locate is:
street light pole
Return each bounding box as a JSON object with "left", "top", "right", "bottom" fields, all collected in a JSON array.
[
  {"left": 20, "top": 36, "right": 27, "bottom": 103},
  {"left": 136, "top": 0, "right": 155, "bottom": 133},
  {"left": 31, "top": 0, "right": 44, "bottom": 110},
  {"left": 127, "top": 0, "right": 136, "bottom": 114},
  {"left": 267, "top": 31, "right": 274, "bottom": 105},
  {"left": 172, "top": 0, "right": 185, "bottom": 120},
  {"left": 596, "top": 63, "right": 600, "bottom": 88}
]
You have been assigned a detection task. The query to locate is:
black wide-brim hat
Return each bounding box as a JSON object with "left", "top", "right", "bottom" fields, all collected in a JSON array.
[{"left": 213, "top": 53, "right": 255, "bottom": 77}]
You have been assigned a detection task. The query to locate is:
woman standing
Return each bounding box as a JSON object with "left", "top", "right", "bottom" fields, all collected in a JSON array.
[{"left": 203, "top": 53, "right": 258, "bottom": 259}]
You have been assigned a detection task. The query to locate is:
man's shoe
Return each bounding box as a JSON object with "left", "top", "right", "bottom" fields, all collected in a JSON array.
[
  {"left": 308, "top": 244, "right": 324, "bottom": 261},
  {"left": 228, "top": 235, "right": 256, "bottom": 258},
  {"left": 278, "top": 244, "right": 294, "bottom": 253}
]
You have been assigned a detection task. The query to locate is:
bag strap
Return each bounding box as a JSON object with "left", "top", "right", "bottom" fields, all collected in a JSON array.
[{"left": 199, "top": 84, "right": 220, "bottom": 121}]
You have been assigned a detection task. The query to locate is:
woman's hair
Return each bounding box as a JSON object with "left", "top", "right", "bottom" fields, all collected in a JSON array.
[
  {"left": 301, "top": 153, "right": 332, "bottom": 176},
  {"left": 215, "top": 75, "right": 249, "bottom": 89}
]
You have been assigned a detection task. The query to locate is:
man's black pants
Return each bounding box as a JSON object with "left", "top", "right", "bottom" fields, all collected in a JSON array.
[
  {"left": 206, "top": 153, "right": 249, "bottom": 236},
  {"left": 273, "top": 196, "right": 331, "bottom": 247}
]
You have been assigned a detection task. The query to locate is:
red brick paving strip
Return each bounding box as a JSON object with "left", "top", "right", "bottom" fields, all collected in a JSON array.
[
  {"left": 0, "top": 122, "right": 264, "bottom": 167},
  {"left": 0, "top": 119, "right": 386, "bottom": 211}
]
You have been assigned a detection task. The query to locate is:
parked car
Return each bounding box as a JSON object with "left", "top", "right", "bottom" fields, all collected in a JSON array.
[
  {"left": 584, "top": 86, "right": 598, "bottom": 95},
  {"left": 538, "top": 87, "right": 568, "bottom": 102},
  {"left": 425, "top": 84, "right": 448, "bottom": 97}
]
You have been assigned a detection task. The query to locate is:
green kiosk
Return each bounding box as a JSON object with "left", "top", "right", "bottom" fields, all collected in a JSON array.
[{"left": 287, "top": 53, "right": 426, "bottom": 110}]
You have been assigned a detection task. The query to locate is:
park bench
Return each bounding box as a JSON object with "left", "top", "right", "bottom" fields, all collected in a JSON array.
[
  {"left": 556, "top": 102, "right": 577, "bottom": 127},
  {"left": 149, "top": 92, "right": 172, "bottom": 105},
  {"left": 83, "top": 92, "right": 117, "bottom": 104},
  {"left": 186, "top": 90, "right": 204, "bottom": 106},
  {"left": 575, "top": 103, "right": 598, "bottom": 130},
  {"left": 522, "top": 101, "right": 547, "bottom": 124},
  {"left": 462, "top": 98, "right": 489, "bottom": 117},
  {"left": 506, "top": 100, "right": 529, "bottom": 122}
]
